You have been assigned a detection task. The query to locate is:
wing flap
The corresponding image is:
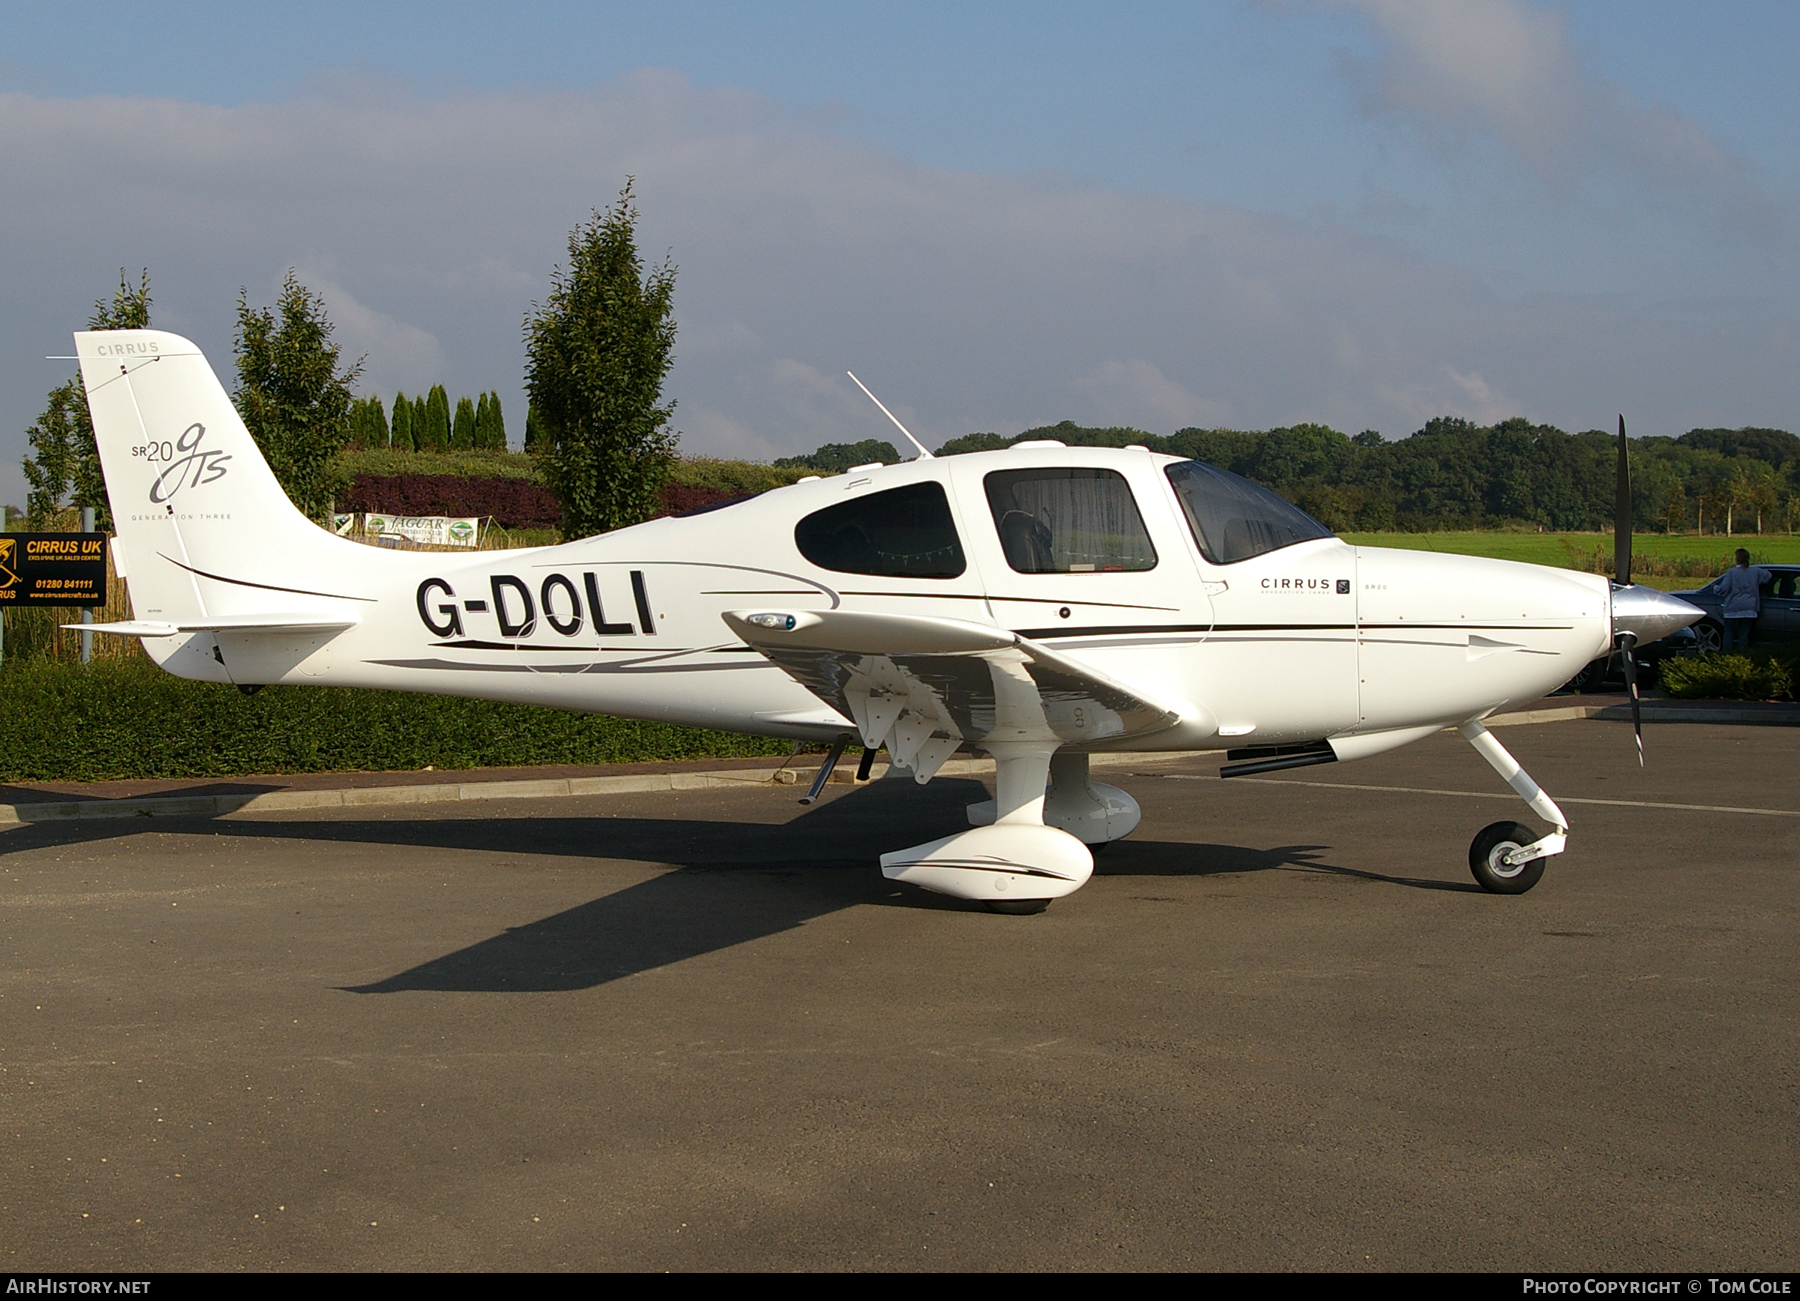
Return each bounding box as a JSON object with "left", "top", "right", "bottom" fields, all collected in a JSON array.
[{"left": 724, "top": 609, "right": 1188, "bottom": 781}]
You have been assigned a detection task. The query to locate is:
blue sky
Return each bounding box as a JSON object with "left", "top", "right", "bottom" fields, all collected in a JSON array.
[{"left": 2, "top": 1, "right": 1797, "bottom": 503}]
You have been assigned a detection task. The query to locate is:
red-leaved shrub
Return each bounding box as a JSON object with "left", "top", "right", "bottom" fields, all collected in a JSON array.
[
  {"left": 344, "top": 475, "right": 561, "bottom": 528},
  {"left": 346, "top": 475, "right": 761, "bottom": 532}
]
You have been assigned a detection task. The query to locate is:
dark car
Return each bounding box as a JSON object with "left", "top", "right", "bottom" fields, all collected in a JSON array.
[
  {"left": 1559, "top": 624, "right": 1700, "bottom": 693},
  {"left": 1671, "top": 564, "right": 1800, "bottom": 652}
]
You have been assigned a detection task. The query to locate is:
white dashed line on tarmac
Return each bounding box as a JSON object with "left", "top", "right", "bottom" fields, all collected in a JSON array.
[{"left": 1149, "top": 773, "right": 1800, "bottom": 818}]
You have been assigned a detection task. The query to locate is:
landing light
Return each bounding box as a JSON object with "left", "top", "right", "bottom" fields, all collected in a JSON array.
[{"left": 747, "top": 613, "right": 798, "bottom": 630}]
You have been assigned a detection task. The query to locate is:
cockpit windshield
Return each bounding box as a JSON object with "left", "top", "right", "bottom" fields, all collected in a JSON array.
[{"left": 1164, "top": 460, "right": 1333, "bottom": 565}]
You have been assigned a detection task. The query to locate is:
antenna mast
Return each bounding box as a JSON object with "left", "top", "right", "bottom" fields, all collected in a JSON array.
[{"left": 846, "top": 371, "right": 933, "bottom": 460}]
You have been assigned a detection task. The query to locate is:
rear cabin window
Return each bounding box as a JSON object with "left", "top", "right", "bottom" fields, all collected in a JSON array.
[
  {"left": 1164, "top": 459, "right": 1333, "bottom": 565},
  {"left": 794, "top": 481, "right": 966, "bottom": 578},
  {"left": 983, "top": 467, "right": 1157, "bottom": 574}
]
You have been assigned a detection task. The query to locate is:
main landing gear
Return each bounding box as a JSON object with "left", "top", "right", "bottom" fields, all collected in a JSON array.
[
  {"left": 879, "top": 748, "right": 1139, "bottom": 915},
  {"left": 1458, "top": 720, "right": 1568, "bottom": 895}
]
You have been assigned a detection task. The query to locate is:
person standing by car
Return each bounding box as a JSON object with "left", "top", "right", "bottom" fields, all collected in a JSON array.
[{"left": 1710, "top": 549, "right": 1771, "bottom": 651}]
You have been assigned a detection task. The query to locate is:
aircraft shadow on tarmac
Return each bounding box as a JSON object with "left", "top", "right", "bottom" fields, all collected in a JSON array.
[{"left": 1, "top": 776, "right": 1474, "bottom": 993}]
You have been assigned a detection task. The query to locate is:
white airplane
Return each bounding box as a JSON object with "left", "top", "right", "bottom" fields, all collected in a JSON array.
[{"left": 73, "top": 330, "right": 1700, "bottom": 912}]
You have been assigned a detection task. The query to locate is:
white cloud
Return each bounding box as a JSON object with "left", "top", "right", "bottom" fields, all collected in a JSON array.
[
  {"left": 0, "top": 72, "right": 1794, "bottom": 506},
  {"left": 1070, "top": 360, "right": 1229, "bottom": 432},
  {"left": 1377, "top": 366, "right": 1519, "bottom": 427},
  {"left": 675, "top": 403, "right": 785, "bottom": 462},
  {"left": 1332, "top": 0, "right": 1777, "bottom": 227},
  {"left": 297, "top": 273, "right": 447, "bottom": 396}
]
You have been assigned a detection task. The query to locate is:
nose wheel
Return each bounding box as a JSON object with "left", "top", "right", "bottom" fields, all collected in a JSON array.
[
  {"left": 1458, "top": 721, "right": 1568, "bottom": 895},
  {"left": 1468, "top": 820, "right": 1547, "bottom": 894}
]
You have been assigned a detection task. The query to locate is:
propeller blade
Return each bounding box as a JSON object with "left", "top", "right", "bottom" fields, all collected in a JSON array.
[
  {"left": 1614, "top": 414, "right": 1632, "bottom": 587},
  {"left": 1620, "top": 631, "right": 1643, "bottom": 767}
]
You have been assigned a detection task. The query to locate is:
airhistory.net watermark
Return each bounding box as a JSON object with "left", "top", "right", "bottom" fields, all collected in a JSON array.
[{"left": 6, "top": 1282, "right": 151, "bottom": 1295}]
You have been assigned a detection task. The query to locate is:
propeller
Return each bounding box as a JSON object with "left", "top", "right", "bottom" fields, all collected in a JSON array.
[
  {"left": 1615, "top": 414, "right": 1643, "bottom": 766},
  {"left": 1614, "top": 414, "right": 1631, "bottom": 587}
]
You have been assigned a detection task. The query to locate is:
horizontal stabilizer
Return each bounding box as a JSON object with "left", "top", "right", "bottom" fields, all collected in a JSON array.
[{"left": 71, "top": 614, "right": 359, "bottom": 638}]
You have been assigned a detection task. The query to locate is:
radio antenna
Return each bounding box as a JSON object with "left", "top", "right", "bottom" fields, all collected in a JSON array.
[{"left": 846, "top": 371, "right": 933, "bottom": 460}]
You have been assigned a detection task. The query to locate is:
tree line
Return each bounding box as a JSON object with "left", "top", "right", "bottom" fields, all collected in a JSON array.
[
  {"left": 937, "top": 419, "right": 1800, "bottom": 534},
  {"left": 29, "top": 230, "right": 1795, "bottom": 544}
]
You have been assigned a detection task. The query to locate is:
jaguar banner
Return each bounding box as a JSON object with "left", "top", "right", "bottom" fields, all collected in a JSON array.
[{"left": 362, "top": 515, "right": 483, "bottom": 548}]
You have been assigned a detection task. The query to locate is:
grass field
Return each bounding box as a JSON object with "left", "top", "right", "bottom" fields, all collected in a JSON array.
[{"left": 1340, "top": 531, "right": 1800, "bottom": 589}]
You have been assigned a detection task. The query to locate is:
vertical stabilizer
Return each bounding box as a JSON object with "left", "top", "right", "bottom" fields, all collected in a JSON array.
[{"left": 75, "top": 330, "right": 378, "bottom": 676}]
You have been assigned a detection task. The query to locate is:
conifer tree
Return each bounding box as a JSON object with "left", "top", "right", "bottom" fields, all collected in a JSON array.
[
  {"left": 368, "top": 395, "right": 390, "bottom": 447},
  {"left": 489, "top": 391, "right": 507, "bottom": 449},
  {"left": 473, "top": 391, "right": 506, "bottom": 450},
  {"left": 452, "top": 395, "right": 477, "bottom": 449},
  {"left": 348, "top": 396, "right": 389, "bottom": 449},
  {"left": 524, "top": 404, "right": 544, "bottom": 451},
  {"left": 526, "top": 182, "right": 678, "bottom": 536},
  {"left": 423, "top": 385, "right": 451, "bottom": 450},
  {"left": 391, "top": 391, "right": 413, "bottom": 451}
]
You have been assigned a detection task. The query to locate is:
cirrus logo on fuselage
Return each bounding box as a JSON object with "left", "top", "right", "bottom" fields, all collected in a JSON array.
[
  {"left": 138, "top": 422, "right": 232, "bottom": 504},
  {"left": 1261, "top": 575, "right": 1352, "bottom": 595}
]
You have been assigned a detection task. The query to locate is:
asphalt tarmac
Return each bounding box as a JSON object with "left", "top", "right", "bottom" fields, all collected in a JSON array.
[{"left": 2, "top": 720, "right": 1795, "bottom": 1271}]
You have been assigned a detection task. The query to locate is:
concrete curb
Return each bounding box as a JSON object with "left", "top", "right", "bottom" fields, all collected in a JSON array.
[
  {"left": 0, "top": 753, "right": 1170, "bottom": 827},
  {"left": 2, "top": 699, "right": 1792, "bottom": 826}
]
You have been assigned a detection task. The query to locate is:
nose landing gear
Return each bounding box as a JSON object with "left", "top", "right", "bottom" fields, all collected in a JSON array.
[{"left": 1458, "top": 720, "right": 1568, "bottom": 894}]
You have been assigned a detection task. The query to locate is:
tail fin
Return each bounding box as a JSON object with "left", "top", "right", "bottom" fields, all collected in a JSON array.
[{"left": 76, "top": 330, "right": 375, "bottom": 675}]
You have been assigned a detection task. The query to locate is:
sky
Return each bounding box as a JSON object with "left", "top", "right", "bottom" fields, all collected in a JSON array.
[{"left": 1, "top": 1, "right": 1797, "bottom": 507}]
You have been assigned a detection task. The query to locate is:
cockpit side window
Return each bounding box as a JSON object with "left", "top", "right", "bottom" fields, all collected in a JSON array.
[
  {"left": 794, "top": 481, "right": 966, "bottom": 578},
  {"left": 1164, "top": 460, "right": 1333, "bottom": 565},
  {"left": 982, "top": 467, "right": 1158, "bottom": 574}
]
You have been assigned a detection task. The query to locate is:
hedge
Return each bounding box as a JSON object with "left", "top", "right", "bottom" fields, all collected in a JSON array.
[
  {"left": 0, "top": 658, "right": 792, "bottom": 783},
  {"left": 1660, "top": 650, "right": 1796, "bottom": 702}
]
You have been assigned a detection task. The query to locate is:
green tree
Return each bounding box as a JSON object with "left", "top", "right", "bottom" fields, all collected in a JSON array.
[
  {"left": 348, "top": 396, "right": 388, "bottom": 449},
  {"left": 773, "top": 439, "right": 901, "bottom": 473},
  {"left": 22, "top": 269, "right": 152, "bottom": 530},
  {"left": 23, "top": 383, "right": 83, "bottom": 527},
  {"left": 421, "top": 385, "right": 450, "bottom": 450},
  {"left": 524, "top": 404, "right": 545, "bottom": 451},
  {"left": 390, "top": 391, "right": 414, "bottom": 451},
  {"left": 476, "top": 391, "right": 507, "bottom": 450},
  {"left": 935, "top": 431, "right": 1010, "bottom": 456},
  {"left": 525, "top": 183, "right": 679, "bottom": 536},
  {"left": 452, "top": 395, "right": 477, "bottom": 449},
  {"left": 233, "top": 270, "right": 362, "bottom": 522}
]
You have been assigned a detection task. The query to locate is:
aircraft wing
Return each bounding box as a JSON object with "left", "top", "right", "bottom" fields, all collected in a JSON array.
[{"left": 723, "top": 609, "right": 1185, "bottom": 782}]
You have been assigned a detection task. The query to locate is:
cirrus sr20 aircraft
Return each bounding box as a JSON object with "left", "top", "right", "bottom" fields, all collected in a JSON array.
[{"left": 74, "top": 330, "right": 1701, "bottom": 912}]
